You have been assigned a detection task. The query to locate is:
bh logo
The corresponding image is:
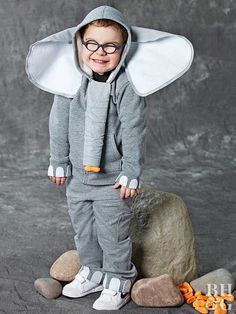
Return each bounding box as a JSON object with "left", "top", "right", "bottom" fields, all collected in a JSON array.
[{"left": 207, "top": 284, "right": 233, "bottom": 311}]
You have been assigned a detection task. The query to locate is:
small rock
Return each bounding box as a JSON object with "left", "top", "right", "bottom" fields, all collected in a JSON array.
[
  {"left": 131, "top": 274, "right": 184, "bottom": 307},
  {"left": 34, "top": 278, "right": 62, "bottom": 299},
  {"left": 190, "top": 268, "right": 235, "bottom": 295},
  {"left": 50, "top": 250, "right": 80, "bottom": 282}
]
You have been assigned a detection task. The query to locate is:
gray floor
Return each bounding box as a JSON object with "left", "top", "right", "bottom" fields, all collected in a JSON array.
[{"left": 1, "top": 156, "right": 236, "bottom": 313}]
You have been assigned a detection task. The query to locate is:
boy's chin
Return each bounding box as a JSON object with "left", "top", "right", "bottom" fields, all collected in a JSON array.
[
  {"left": 91, "top": 65, "right": 109, "bottom": 75},
  {"left": 89, "top": 62, "right": 117, "bottom": 75}
]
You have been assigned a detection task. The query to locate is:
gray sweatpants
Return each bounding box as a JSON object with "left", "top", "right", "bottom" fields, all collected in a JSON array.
[{"left": 65, "top": 170, "right": 137, "bottom": 293}]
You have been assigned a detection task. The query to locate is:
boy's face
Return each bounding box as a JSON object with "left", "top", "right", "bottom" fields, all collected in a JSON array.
[{"left": 80, "top": 24, "right": 124, "bottom": 75}]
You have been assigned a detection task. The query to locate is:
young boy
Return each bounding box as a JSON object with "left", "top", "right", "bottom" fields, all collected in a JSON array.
[
  {"left": 48, "top": 6, "right": 146, "bottom": 311},
  {"left": 26, "top": 4, "right": 194, "bottom": 311}
]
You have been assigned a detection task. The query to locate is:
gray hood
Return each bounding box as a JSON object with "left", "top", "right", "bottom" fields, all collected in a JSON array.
[{"left": 72, "top": 5, "right": 131, "bottom": 83}]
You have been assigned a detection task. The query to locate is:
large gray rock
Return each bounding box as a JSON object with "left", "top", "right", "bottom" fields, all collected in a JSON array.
[
  {"left": 190, "top": 268, "right": 235, "bottom": 295},
  {"left": 130, "top": 186, "right": 197, "bottom": 284}
]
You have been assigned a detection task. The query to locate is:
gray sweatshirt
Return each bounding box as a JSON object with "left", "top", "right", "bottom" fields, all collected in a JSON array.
[{"left": 48, "top": 68, "right": 147, "bottom": 189}]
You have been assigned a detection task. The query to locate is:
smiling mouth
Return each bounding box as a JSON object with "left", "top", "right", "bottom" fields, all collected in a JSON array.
[{"left": 92, "top": 59, "right": 108, "bottom": 64}]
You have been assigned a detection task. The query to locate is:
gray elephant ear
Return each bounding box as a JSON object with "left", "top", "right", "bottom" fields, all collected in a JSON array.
[
  {"left": 25, "top": 25, "right": 194, "bottom": 98},
  {"left": 125, "top": 26, "right": 194, "bottom": 96},
  {"left": 25, "top": 27, "right": 82, "bottom": 98}
]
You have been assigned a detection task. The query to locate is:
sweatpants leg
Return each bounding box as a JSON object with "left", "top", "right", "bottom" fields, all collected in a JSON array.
[
  {"left": 66, "top": 175, "right": 137, "bottom": 291},
  {"left": 93, "top": 197, "right": 137, "bottom": 293},
  {"left": 67, "top": 197, "right": 103, "bottom": 274}
]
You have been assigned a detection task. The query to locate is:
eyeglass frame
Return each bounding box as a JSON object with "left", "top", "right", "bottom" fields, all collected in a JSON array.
[{"left": 81, "top": 39, "right": 125, "bottom": 54}]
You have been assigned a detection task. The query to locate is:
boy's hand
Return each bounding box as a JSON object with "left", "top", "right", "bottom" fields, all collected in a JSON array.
[
  {"left": 48, "top": 176, "right": 67, "bottom": 185},
  {"left": 113, "top": 182, "right": 140, "bottom": 199}
]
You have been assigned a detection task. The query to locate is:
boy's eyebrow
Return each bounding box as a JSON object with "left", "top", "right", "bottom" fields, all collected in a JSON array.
[{"left": 84, "top": 37, "right": 121, "bottom": 45}]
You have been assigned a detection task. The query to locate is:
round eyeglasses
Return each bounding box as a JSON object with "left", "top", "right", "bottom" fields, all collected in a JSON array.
[{"left": 81, "top": 39, "right": 125, "bottom": 54}]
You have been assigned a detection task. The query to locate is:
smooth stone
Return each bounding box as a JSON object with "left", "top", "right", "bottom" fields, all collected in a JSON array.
[
  {"left": 130, "top": 186, "right": 197, "bottom": 284},
  {"left": 131, "top": 274, "right": 184, "bottom": 307},
  {"left": 50, "top": 250, "right": 80, "bottom": 282},
  {"left": 34, "top": 278, "right": 62, "bottom": 299},
  {"left": 190, "top": 268, "right": 235, "bottom": 295}
]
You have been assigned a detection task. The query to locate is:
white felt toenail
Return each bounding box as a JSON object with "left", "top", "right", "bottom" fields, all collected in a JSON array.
[
  {"left": 119, "top": 175, "right": 128, "bottom": 187},
  {"left": 48, "top": 165, "right": 53, "bottom": 176},
  {"left": 129, "top": 179, "right": 138, "bottom": 189},
  {"left": 66, "top": 165, "right": 71, "bottom": 176},
  {"left": 56, "top": 167, "right": 64, "bottom": 177}
]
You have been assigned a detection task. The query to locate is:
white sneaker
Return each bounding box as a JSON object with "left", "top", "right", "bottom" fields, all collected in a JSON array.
[
  {"left": 62, "top": 272, "right": 103, "bottom": 298},
  {"left": 92, "top": 289, "right": 130, "bottom": 310}
]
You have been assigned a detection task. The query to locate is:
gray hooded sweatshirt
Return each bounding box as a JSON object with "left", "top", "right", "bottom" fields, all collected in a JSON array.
[{"left": 47, "top": 6, "right": 147, "bottom": 189}]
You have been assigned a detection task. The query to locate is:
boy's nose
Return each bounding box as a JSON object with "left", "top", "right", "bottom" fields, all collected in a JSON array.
[{"left": 96, "top": 46, "right": 107, "bottom": 55}]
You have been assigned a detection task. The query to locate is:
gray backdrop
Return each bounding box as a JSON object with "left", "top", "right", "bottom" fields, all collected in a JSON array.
[{"left": 0, "top": 0, "right": 235, "bottom": 313}]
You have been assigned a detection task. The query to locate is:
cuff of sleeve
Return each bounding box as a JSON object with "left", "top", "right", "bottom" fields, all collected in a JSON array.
[
  {"left": 115, "top": 173, "right": 141, "bottom": 189},
  {"left": 47, "top": 163, "right": 72, "bottom": 177}
]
